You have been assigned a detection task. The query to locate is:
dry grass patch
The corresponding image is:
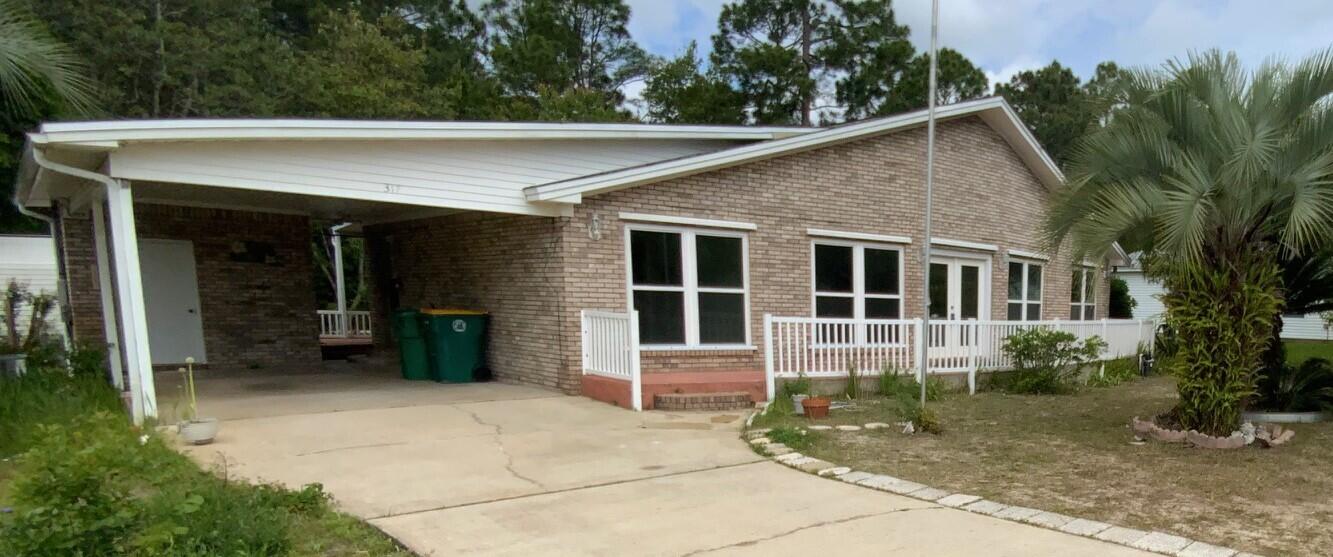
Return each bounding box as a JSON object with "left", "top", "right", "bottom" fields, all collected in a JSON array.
[{"left": 756, "top": 376, "right": 1333, "bottom": 556}]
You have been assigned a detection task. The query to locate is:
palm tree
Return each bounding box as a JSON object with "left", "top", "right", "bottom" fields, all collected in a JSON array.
[
  {"left": 0, "top": 0, "right": 95, "bottom": 118},
  {"left": 1045, "top": 50, "right": 1333, "bottom": 435}
]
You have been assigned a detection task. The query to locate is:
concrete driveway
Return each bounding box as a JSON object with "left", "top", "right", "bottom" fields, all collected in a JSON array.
[{"left": 179, "top": 368, "right": 1150, "bottom": 556}]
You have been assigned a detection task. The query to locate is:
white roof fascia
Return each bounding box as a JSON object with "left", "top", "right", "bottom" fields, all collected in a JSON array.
[
  {"left": 29, "top": 120, "right": 815, "bottom": 146},
  {"left": 524, "top": 97, "right": 1064, "bottom": 203}
]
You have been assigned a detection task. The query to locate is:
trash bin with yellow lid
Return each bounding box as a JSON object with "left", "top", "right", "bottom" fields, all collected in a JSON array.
[{"left": 417, "top": 309, "right": 489, "bottom": 383}]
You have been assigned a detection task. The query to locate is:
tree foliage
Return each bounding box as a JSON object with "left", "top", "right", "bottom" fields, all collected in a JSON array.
[
  {"left": 995, "top": 61, "right": 1128, "bottom": 165},
  {"left": 711, "top": 0, "right": 832, "bottom": 125},
  {"left": 641, "top": 42, "right": 744, "bottom": 124}
]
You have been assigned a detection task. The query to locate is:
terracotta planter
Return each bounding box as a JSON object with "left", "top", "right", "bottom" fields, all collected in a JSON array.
[{"left": 802, "top": 396, "right": 831, "bottom": 419}]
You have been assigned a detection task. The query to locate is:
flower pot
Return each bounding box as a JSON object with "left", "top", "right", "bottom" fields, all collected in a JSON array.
[
  {"left": 791, "top": 394, "right": 809, "bottom": 415},
  {"left": 802, "top": 396, "right": 831, "bottom": 419},
  {"left": 179, "top": 418, "right": 219, "bottom": 445}
]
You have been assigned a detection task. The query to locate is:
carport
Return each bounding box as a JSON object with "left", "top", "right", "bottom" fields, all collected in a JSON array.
[{"left": 15, "top": 119, "right": 792, "bottom": 423}]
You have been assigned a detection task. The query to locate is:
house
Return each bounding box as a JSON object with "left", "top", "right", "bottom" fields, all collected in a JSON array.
[
  {"left": 0, "top": 234, "right": 67, "bottom": 345},
  {"left": 1113, "top": 254, "right": 1330, "bottom": 340},
  {"left": 14, "top": 97, "right": 1143, "bottom": 422}
]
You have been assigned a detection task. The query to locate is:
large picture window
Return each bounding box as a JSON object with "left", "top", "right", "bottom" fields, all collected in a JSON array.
[
  {"left": 628, "top": 227, "right": 749, "bottom": 347},
  {"left": 1007, "top": 261, "right": 1043, "bottom": 321},
  {"left": 1070, "top": 267, "right": 1097, "bottom": 320},
  {"left": 812, "top": 242, "right": 903, "bottom": 320}
]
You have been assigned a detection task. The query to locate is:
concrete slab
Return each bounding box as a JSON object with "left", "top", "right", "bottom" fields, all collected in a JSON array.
[{"left": 180, "top": 369, "right": 1155, "bottom": 556}]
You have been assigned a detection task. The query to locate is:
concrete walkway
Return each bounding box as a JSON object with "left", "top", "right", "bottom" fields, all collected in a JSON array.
[{"left": 179, "top": 371, "right": 1150, "bottom": 556}]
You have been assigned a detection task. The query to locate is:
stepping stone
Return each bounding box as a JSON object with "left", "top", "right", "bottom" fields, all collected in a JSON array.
[
  {"left": 836, "top": 470, "right": 874, "bottom": 484},
  {"left": 817, "top": 466, "right": 851, "bottom": 477},
  {"left": 907, "top": 487, "right": 950, "bottom": 501},
  {"left": 1023, "top": 511, "right": 1074, "bottom": 529},
  {"left": 857, "top": 475, "right": 926, "bottom": 495},
  {"left": 961, "top": 499, "right": 1009, "bottom": 516},
  {"left": 835, "top": 425, "right": 862, "bottom": 431},
  {"left": 1177, "top": 541, "right": 1237, "bottom": 557},
  {"left": 1131, "top": 532, "right": 1192, "bottom": 554},
  {"left": 993, "top": 506, "right": 1041, "bottom": 521},
  {"left": 773, "top": 451, "right": 804, "bottom": 463},
  {"left": 783, "top": 456, "right": 819, "bottom": 467},
  {"left": 1059, "top": 518, "right": 1112, "bottom": 537},
  {"left": 935, "top": 494, "right": 982, "bottom": 508},
  {"left": 864, "top": 422, "right": 891, "bottom": 429},
  {"left": 1094, "top": 526, "right": 1150, "bottom": 546},
  {"left": 765, "top": 444, "right": 794, "bottom": 456},
  {"left": 808, "top": 425, "right": 833, "bottom": 431},
  {"left": 745, "top": 428, "right": 772, "bottom": 439},
  {"left": 748, "top": 437, "right": 771, "bottom": 445}
]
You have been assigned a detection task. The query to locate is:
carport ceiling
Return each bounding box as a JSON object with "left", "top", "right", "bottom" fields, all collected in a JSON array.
[{"left": 130, "top": 181, "right": 458, "bottom": 224}]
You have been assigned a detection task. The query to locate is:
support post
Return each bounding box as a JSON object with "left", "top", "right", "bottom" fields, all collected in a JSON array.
[
  {"left": 763, "top": 313, "right": 775, "bottom": 402},
  {"left": 106, "top": 180, "right": 157, "bottom": 424},
  {"left": 90, "top": 199, "right": 125, "bottom": 391},
  {"left": 628, "top": 310, "right": 642, "bottom": 412},
  {"left": 331, "top": 223, "right": 349, "bottom": 337}
]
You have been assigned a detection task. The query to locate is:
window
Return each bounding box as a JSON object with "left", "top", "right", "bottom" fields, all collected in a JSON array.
[
  {"left": 1007, "top": 261, "right": 1043, "bottom": 321},
  {"left": 1071, "top": 267, "right": 1097, "bottom": 320},
  {"left": 812, "top": 242, "right": 903, "bottom": 320},
  {"left": 628, "top": 227, "right": 748, "bottom": 347}
]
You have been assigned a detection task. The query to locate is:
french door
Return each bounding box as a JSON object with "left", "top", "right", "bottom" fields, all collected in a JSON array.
[{"left": 928, "top": 257, "right": 989, "bottom": 359}]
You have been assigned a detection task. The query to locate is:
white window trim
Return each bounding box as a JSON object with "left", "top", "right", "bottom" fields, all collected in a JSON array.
[
  {"left": 624, "top": 223, "right": 752, "bottom": 350},
  {"left": 1071, "top": 266, "right": 1097, "bottom": 320},
  {"left": 1006, "top": 248, "right": 1049, "bottom": 261},
  {"left": 806, "top": 228, "right": 912, "bottom": 245},
  {"left": 1007, "top": 260, "right": 1044, "bottom": 321},
  {"left": 618, "top": 212, "right": 757, "bottom": 231},
  {"left": 810, "top": 240, "right": 906, "bottom": 346},
  {"left": 931, "top": 237, "right": 999, "bottom": 252}
]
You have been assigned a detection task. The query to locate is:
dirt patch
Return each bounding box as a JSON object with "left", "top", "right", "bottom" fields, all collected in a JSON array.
[{"left": 753, "top": 376, "right": 1333, "bottom": 556}]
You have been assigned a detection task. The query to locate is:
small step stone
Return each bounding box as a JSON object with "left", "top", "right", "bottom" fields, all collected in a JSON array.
[
  {"left": 748, "top": 437, "right": 771, "bottom": 445},
  {"left": 1023, "top": 511, "right": 1074, "bottom": 529},
  {"left": 907, "top": 487, "right": 950, "bottom": 501},
  {"left": 765, "top": 444, "right": 794, "bottom": 456},
  {"left": 835, "top": 425, "right": 862, "bottom": 431},
  {"left": 796, "top": 459, "right": 837, "bottom": 474},
  {"left": 935, "top": 494, "right": 982, "bottom": 508},
  {"left": 745, "top": 428, "right": 771, "bottom": 439},
  {"left": 864, "top": 422, "right": 891, "bottom": 430},
  {"left": 817, "top": 466, "right": 851, "bottom": 477},
  {"left": 1094, "top": 526, "right": 1150, "bottom": 546},
  {"left": 993, "top": 506, "right": 1042, "bottom": 521},
  {"left": 773, "top": 451, "right": 805, "bottom": 463},
  {"left": 836, "top": 470, "right": 874, "bottom": 484},
  {"left": 808, "top": 425, "right": 833, "bottom": 431},
  {"left": 1176, "top": 541, "right": 1237, "bottom": 557}
]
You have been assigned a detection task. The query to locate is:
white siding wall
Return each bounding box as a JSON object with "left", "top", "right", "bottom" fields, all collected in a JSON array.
[
  {"left": 0, "top": 235, "right": 65, "bottom": 343},
  {"left": 107, "top": 138, "right": 738, "bottom": 216},
  {"left": 1114, "top": 270, "right": 1329, "bottom": 340}
]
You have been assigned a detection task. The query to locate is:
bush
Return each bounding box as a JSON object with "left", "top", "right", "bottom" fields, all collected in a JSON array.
[
  {"left": 1087, "top": 357, "right": 1140, "bottom": 388},
  {"left": 1159, "top": 255, "right": 1281, "bottom": 436},
  {"left": 0, "top": 366, "right": 122, "bottom": 456},
  {"left": 878, "top": 366, "right": 945, "bottom": 401},
  {"left": 1253, "top": 358, "right": 1333, "bottom": 412},
  {"left": 765, "top": 425, "right": 814, "bottom": 451},
  {"left": 1109, "top": 277, "right": 1137, "bottom": 318},
  {"left": 895, "top": 394, "right": 943, "bottom": 435},
  {"left": 998, "top": 328, "right": 1106, "bottom": 394},
  {"left": 844, "top": 361, "right": 863, "bottom": 399}
]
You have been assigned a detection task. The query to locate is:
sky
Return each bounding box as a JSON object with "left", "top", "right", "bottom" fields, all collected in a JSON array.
[{"left": 624, "top": 0, "right": 1333, "bottom": 95}]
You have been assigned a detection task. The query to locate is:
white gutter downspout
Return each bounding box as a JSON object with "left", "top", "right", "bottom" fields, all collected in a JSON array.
[{"left": 29, "top": 148, "right": 154, "bottom": 424}]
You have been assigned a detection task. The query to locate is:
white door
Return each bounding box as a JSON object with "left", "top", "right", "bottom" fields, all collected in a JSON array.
[
  {"left": 139, "top": 239, "right": 208, "bottom": 364},
  {"left": 928, "top": 257, "right": 989, "bottom": 363}
]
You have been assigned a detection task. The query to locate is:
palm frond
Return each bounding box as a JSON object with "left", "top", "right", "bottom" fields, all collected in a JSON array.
[{"left": 0, "top": 0, "right": 96, "bottom": 117}]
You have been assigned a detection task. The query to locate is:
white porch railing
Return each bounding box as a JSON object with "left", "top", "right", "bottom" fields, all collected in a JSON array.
[
  {"left": 318, "top": 310, "right": 372, "bottom": 338},
  {"left": 581, "top": 309, "right": 642, "bottom": 411},
  {"left": 763, "top": 314, "right": 1156, "bottom": 399}
]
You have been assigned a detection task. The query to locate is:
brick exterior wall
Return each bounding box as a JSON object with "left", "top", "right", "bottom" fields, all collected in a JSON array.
[
  {"left": 558, "top": 116, "right": 1113, "bottom": 382},
  {"left": 60, "top": 203, "right": 320, "bottom": 370},
  {"left": 368, "top": 212, "right": 572, "bottom": 392}
]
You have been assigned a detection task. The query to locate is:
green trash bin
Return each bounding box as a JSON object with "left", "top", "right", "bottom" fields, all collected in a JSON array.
[
  {"left": 393, "top": 309, "right": 430, "bottom": 380},
  {"left": 418, "top": 309, "right": 489, "bottom": 383}
]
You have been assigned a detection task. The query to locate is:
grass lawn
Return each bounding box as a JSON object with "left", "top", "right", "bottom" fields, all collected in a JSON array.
[
  {"left": 1286, "top": 339, "right": 1333, "bottom": 366},
  {"left": 754, "top": 376, "right": 1333, "bottom": 557}
]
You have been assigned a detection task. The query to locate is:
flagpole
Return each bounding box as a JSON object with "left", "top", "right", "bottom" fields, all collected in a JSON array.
[{"left": 919, "top": 0, "right": 940, "bottom": 407}]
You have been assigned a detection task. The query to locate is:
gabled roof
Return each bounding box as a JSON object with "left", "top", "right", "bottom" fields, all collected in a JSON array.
[
  {"left": 524, "top": 97, "right": 1063, "bottom": 203},
  {"left": 27, "top": 119, "right": 814, "bottom": 148}
]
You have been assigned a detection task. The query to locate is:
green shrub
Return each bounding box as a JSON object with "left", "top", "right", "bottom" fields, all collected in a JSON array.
[
  {"left": 844, "top": 360, "right": 863, "bottom": 399},
  {"left": 1087, "top": 357, "right": 1140, "bottom": 388},
  {"left": 781, "top": 372, "right": 812, "bottom": 397},
  {"left": 998, "top": 328, "right": 1106, "bottom": 394},
  {"left": 877, "top": 366, "right": 945, "bottom": 401},
  {"left": 765, "top": 425, "right": 814, "bottom": 451},
  {"left": 894, "top": 393, "right": 943, "bottom": 435},
  {"left": 0, "top": 367, "right": 122, "bottom": 456},
  {"left": 1253, "top": 358, "right": 1333, "bottom": 412},
  {"left": 1159, "top": 255, "right": 1281, "bottom": 436}
]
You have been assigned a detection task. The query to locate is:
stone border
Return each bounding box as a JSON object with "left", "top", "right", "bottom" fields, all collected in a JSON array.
[{"left": 744, "top": 426, "right": 1258, "bottom": 557}]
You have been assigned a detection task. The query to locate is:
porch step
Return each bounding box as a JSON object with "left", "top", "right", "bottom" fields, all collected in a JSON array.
[{"left": 653, "top": 391, "right": 754, "bottom": 411}]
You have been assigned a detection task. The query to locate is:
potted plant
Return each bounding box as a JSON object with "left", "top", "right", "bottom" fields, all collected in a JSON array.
[
  {"left": 784, "top": 372, "right": 812, "bottom": 415},
  {"left": 176, "top": 357, "right": 219, "bottom": 445},
  {"left": 802, "top": 394, "right": 832, "bottom": 419}
]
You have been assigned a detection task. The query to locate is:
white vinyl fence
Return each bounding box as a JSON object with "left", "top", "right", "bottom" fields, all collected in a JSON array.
[
  {"left": 581, "top": 310, "right": 642, "bottom": 411},
  {"left": 764, "top": 314, "right": 1155, "bottom": 399},
  {"left": 318, "top": 310, "right": 372, "bottom": 338}
]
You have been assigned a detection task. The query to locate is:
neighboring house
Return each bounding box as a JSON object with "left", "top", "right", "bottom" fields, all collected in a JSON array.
[
  {"left": 0, "top": 234, "right": 66, "bottom": 345},
  {"left": 1112, "top": 254, "right": 1330, "bottom": 341},
  {"left": 15, "top": 97, "right": 1136, "bottom": 421}
]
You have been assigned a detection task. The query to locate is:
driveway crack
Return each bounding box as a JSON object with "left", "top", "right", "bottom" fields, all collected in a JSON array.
[
  {"left": 677, "top": 507, "right": 941, "bottom": 556},
  {"left": 462, "top": 407, "right": 544, "bottom": 490}
]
